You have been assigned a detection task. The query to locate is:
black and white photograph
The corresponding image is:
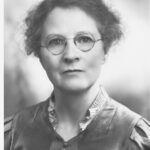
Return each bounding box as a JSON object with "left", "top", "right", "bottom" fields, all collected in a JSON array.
[{"left": 4, "top": 0, "right": 150, "bottom": 149}]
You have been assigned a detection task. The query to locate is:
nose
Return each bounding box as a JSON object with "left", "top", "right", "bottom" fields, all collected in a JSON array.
[{"left": 62, "top": 41, "right": 80, "bottom": 64}]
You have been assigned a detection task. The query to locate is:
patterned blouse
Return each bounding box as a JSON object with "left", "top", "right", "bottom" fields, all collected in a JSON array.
[{"left": 4, "top": 87, "right": 150, "bottom": 150}]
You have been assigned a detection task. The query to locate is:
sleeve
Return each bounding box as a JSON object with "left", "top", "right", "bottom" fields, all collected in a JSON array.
[
  {"left": 129, "top": 117, "right": 150, "bottom": 150},
  {"left": 4, "top": 116, "right": 14, "bottom": 150}
]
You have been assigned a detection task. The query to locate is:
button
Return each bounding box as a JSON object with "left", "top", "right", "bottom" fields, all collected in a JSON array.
[{"left": 63, "top": 142, "right": 69, "bottom": 148}]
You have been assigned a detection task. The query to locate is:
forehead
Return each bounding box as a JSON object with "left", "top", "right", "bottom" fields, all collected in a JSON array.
[{"left": 42, "top": 7, "right": 100, "bottom": 37}]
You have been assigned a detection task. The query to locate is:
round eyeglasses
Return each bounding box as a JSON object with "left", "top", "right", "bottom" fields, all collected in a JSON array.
[{"left": 41, "top": 33, "right": 102, "bottom": 55}]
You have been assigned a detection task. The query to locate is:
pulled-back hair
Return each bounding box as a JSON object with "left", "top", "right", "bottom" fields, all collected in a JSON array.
[{"left": 25, "top": 0, "right": 122, "bottom": 57}]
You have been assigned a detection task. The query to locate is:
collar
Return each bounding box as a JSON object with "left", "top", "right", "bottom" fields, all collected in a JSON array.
[{"left": 48, "top": 86, "right": 112, "bottom": 132}]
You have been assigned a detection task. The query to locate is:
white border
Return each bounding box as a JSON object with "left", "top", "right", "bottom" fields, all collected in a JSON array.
[{"left": 0, "top": 0, "right": 4, "bottom": 149}]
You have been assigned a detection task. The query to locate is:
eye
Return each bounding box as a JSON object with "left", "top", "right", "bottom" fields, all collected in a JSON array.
[
  {"left": 46, "top": 38, "right": 65, "bottom": 47},
  {"left": 77, "top": 35, "right": 93, "bottom": 44}
]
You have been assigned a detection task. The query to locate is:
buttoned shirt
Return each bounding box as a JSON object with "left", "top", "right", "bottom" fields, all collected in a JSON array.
[
  {"left": 48, "top": 87, "right": 108, "bottom": 132},
  {"left": 4, "top": 87, "right": 150, "bottom": 150}
]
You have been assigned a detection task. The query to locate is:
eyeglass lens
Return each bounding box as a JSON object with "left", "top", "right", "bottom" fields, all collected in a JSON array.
[{"left": 44, "top": 33, "right": 98, "bottom": 55}]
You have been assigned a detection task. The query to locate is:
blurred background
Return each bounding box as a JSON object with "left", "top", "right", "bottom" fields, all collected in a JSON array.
[{"left": 4, "top": 0, "right": 150, "bottom": 120}]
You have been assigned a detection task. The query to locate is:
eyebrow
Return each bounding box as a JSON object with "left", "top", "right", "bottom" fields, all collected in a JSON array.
[
  {"left": 75, "top": 31, "right": 93, "bottom": 35},
  {"left": 41, "top": 31, "right": 101, "bottom": 47},
  {"left": 45, "top": 31, "right": 94, "bottom": 38}
]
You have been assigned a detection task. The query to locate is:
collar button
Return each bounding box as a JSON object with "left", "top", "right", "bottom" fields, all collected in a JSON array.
[{"left": 63, "top": 142, "right": 69, "bottom": 148}]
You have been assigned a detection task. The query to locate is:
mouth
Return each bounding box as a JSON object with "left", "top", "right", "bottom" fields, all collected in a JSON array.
[{"left": 63, "top": 69, "right": 84, "bottom": 74}]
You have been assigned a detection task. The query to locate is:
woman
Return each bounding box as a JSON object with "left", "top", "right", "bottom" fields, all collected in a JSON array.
[{"left": 4, "top": 0, "right": 150, "bottom": 149}]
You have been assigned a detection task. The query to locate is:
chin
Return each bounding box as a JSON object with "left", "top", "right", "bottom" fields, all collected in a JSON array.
[{"left": 57, "top": 80, "right": 91, "bottom": 93}]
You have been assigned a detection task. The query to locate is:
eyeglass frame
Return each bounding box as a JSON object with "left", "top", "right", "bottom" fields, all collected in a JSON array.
[{"left": 40, "top": 32, "right": 102, "bottom": 55}]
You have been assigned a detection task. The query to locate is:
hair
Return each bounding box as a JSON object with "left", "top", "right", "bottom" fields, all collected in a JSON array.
[{"left": 24, "top": 0, "right": 122, "bottom": 57}]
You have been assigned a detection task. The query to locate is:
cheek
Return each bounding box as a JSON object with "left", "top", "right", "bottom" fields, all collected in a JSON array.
[
  {"left": 39, "top": 52, "right": 59, "bottom": 77},
  {"left": 40, "top": 56, "right": 52, "bottom": 71},
  {"left": 88, "top": 57, "right": 102, "bottom": 76},
  {"left": 86, "top": 46, "right": 104, "bottom": 71},
  {"left": 41, "top": 58, "right": 61, "bottom": 85}
]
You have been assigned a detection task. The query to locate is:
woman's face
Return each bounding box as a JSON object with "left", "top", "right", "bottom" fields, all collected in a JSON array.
[{"left": 40, "top": 7, "right": 105, "bottom": 92}]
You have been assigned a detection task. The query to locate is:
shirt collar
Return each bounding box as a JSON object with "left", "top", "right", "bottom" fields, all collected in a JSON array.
[{"left": 48, "top": 86, "right": 112, "bottom": 132}]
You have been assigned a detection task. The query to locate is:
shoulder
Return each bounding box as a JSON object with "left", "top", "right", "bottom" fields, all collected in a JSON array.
[
  {"left": 4, "top": 99, "right": 48, "bottom": 132},
  {"left": 130, "top": 117, "right": 150, "bottom": 149},
  {"left": 4, "top": 116, "right": 14, "bottom": 150},
  {"left": 110, "top": 99, "right": 141, "bottom": 125},
  {"left": 110, "top": 99, "right": 150, "bottom": 149},
  {"left": 4, "top": 100, "right": 49, "bottom": 150},
  {"left": 4, "top": 115, "right": 14, "bottom": 134}
]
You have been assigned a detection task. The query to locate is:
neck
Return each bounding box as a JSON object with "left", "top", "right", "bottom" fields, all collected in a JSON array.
[{"left": 53, "top": 83, "right": 100, "bottom": 125}]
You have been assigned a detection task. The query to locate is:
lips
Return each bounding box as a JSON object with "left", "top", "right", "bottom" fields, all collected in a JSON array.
[{"left": 63, "top": 69, "right": 83, "bottom": 73}]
